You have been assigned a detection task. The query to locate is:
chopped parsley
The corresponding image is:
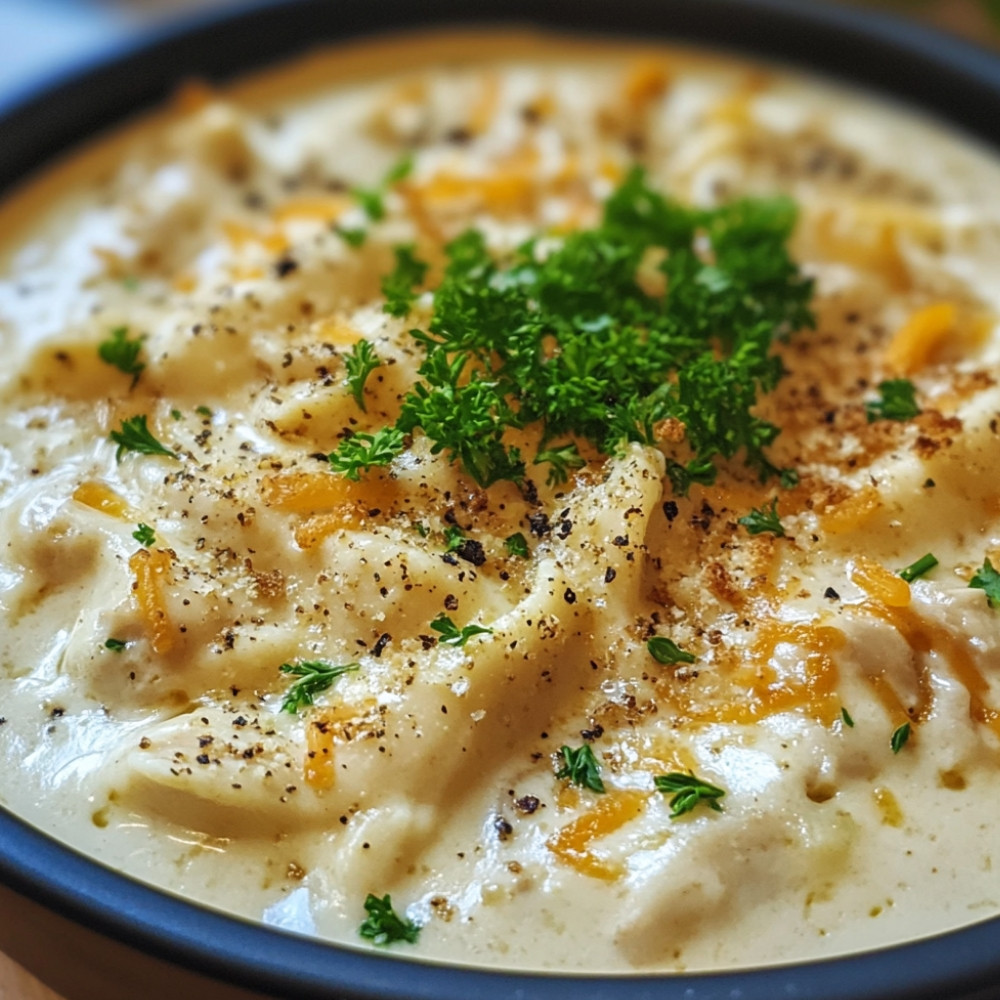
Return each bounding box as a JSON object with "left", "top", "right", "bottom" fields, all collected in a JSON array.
[
  {"left": 430, "top": 613, "right": 493, "bottom": 647},
  {"left": 899, "top": 553, "right": 938, "bottom": 583},
  {"left": 654, "top": 771, "right": 726, "bottom": 818},
  {"left": 359, "top": 893, "right": 420, "bottom": 946},
  {"left": 195, "top": 405, "right": 213, "bottom": 418},
  {"left": 647, "top": 636, "right": 696, "bottom": 665},
  {"left": 328, "top": 168, "right": 813, "bottom": 489},
  {"left": 98, "top": 326, "right": 145, "bottom": 387},
  {"left": 279, "top": 660, "right": 360, "bottom": 714},
  {"left": 327, "top": 427, "right": 405, "bottom": 480},
  {"left": 382, "top": 244, "right": 428, "bottom": 318},
  {"left": 110, "top": 415, "right": 177, "bottom": 462},
  {"left": 442, "top": 525, "right": 466, "bottom": 553},
  {"left": 170, "top": 409, "right": 182, "bottom": 421},
  {"left": 555, "top": 744, "right": 605, "bottom": 793},
  {"left": 505, "top": 532, "right": 529, "bottom": 557},
  {"left": 353, "top": 154, "right": 414, "bottom": 223},
  {"left": 344, "top": 340, "right": 381, "bottom": 411},
  {"left": 104, "top": 638, "right": 127, "bottom": 652},
  {"left": 132, "top": 523, "right": 156, "bottom": 547},
  {"left": 534, "top": 442, "right": 585, "bottom": 486},
  {"left": 336, "top": 225, "right": 367, "bottom": 248},
  {"left": 891, "top": 722, "right": 911, "bottom": 754},
  {"left": 865, "top": 378, "right": 920, "bottom": 422},
  {"left": 738, "top": 496, "right": 785, "bottom": 537},
  {"left": 969, "top": 557, "right": 1000, "bottom": 609},
  {"left": 841, "top": 707, "right": 855, "bottom": 728}
]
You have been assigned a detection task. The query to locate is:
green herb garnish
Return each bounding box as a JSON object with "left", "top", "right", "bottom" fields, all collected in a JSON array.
[
  {"left": 382, "top": 244, "right": 429, "bottom": 318},
  {"left": 899, "top": 553, "right": 938, "bottom": 583},
  {"left": 279, "top": 660, "right": 360, "bottom": 714},
  {"left": 170, "top": 409, "right": 182, "bottom": 421},
  {"left": 104, "top": 638, "right": 127, "bottom": 652},
  {"left": 969, "top": 557, "right": 1000, "bottom": 609},
  {"left": 353, "top": 154, "right": 415, "bottom": 223},
  {"left": 195, "top": 405, "right": 213, "bottom": 418},
  {"left": 98, "top": 326, "right": 145, "bottom": 387},
  {"left": 430, "top": 613, "right": 493, "bottom": 647},
  {"left": 654, "top": 771, "right": 726, "bottom": 817},
  {"left": 865, "top": 378, "right": 920, "bottom": 422},
  {"left": 328, "top": 168, "right": 812, "bottom": 489},
  {"left": 555, "top": 744, "right": 605, "bottom": 793},
  {"left": 110, "top": 415, "right": 177, "bottom": 462},
  {"left": 132, "top": 523, "right": 156, "bottom": 547},
  {"left": 534, "top": 442, "right": 585, "bottom": 486},
  {"left": 841, "top": 707, "right": 855, "bottom": 728},
  {"left": 336, "top": 225, "right": 367, "bottom": 248},
  {"left": 344, "top": 340, "right": 381, "bottom": 411},
  {"left": 328, "top": 428, "right": 405, "bottom": 480},
  {"left": 443, "top": 525, "right": 465, "bottom": 553},
  {"left": 891, "top": 722, "right": 911, "bottom": 754},
  {"left": 505, "top": 532, "right": 529, "bottom": 557},
  {"left": 359, "top": 893, "right": 420, "bottom": 946},
  {"left": 738, "top": 496, "right": 785, "bottom": 537},
  {"left": 647, "top": 636, "right": 696, "bottom": 665}
]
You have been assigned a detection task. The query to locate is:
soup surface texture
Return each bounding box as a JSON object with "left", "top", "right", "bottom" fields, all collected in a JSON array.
[{"left": 2, "top": 33, "right": 1000, "bottom": 974}]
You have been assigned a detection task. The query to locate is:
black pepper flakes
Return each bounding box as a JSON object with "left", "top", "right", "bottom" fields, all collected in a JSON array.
[
  {"left": 274, "top": 256, "right": 299, "bottom": 278},
  {"left": 824, "top": 587, "right": 841, "bottom": 601},
  {"left": 604, "top": 567, "right": 616, "bottom": 584},
  {"left": 455, "top": 538, "right": 486, "bottom": 566},
  {"left": 513, "top": 795, "right": 540, "bottom": 815},
  {"left": 563, "top": 588, "right": 577, "bottom": 605},
  {"left": 372, "top": 633, "right": 391, "bottom": 658},
  {"left": 528, "top": 512, "right": 550, "bottom": 537}
]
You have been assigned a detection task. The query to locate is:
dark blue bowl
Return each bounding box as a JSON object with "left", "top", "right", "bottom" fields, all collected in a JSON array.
[{"left": 3, "top": 2, "right": 1000, "bottom": 998}]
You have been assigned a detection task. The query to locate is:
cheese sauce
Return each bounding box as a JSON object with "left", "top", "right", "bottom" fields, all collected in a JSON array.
[{"left": 1, "top": 32, "right": 1000, "bottom": 973}]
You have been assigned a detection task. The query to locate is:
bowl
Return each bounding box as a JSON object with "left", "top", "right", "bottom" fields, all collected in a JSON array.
[{"left": 3, "top": 1, "right": 1000, "bottom": 998}]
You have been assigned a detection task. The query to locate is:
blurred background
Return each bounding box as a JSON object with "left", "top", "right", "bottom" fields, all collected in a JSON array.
[{"left": 2, "top": 0, "right": 1000, "bottom": 100}]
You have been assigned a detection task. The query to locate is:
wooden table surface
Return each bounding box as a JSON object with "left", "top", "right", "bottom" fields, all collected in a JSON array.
[{"left": 0, "top": 1, "right": 993, "bottom": 998}]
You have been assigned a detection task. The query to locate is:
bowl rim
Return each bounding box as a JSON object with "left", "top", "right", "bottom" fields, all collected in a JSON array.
[{"left": 3, "top": 1, "right": 1000, "bottom": 998}]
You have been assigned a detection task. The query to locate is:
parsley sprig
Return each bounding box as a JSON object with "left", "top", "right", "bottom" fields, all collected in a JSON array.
[
  {"left": 382, "top": 244, "right": 428, "bottom": 318},
  {"left": 430, "top": 613, "right": 493, "bottom": 647},
  {"left": 344, "top": 340, "right": 381, "bottom": 411},
  {"left": 328, "top": 168, "right": 813, "bottom": 489},
  {"left": 132, "top": 523, "right": 156, "bottom": 547},
  {"left": 969, "top": 557, "right": 1000, "bottom": 608},
  {"left": 890, "top": 722, "right": 911, "bottom": 754},
  {"left": 654, "top": 771, "right": 726, "bottom": 818},
  {"left": 555, "top": 744, "right": 605, "bottom": 793},
  {"left": 328, "top": 428, "right": 405, "bottom": 480},
  {"left": 359, "top": 893, "right": 420, "bottom": 946},
  {"left": 98, "top": 326, "right": 145, "bottom": 387},
  {"left": 865, "top": 378, "right": 920, "bottom": 422},
  {"left": 738, "top": 497, "right": 785, "bottom": 537},
  {"left": 353, "top": 154, "right": 414, "bottom": 223},
  {"left": 110, "top": 415, "right": 177, "bottom": 462},
  {"left": 279, "top": 660, "right": 360, "bottom": 714}
]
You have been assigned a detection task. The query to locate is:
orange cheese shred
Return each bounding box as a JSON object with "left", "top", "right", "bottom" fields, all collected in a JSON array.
[
  {"left": 850, "top": 557, "right": 911, "bottom": 608},
  {"left": 129, "top": 548, "right": 175, "bottom": 655},
  {"left": 72, "top": 481, "right": 133, "bottom": 520},
  {"left": 885, "top": 302, "right": 956, "bottom": 375},
  {"left": 820, "top": 485, "right": 880, "bottom": 536},
  {"left": 305, "top": 719, "right": 336, "bottom": 790},
  {"left": 261, "top": 471, "right": 399, "bottom": 515},
  {"left": 546, "top": 791, "right": 644, "bottom": 881}
]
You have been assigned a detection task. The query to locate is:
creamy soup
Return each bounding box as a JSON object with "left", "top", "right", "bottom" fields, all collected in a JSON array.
[{"left": 2, "top": 32, "right": 1000, "bottom": 974}]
